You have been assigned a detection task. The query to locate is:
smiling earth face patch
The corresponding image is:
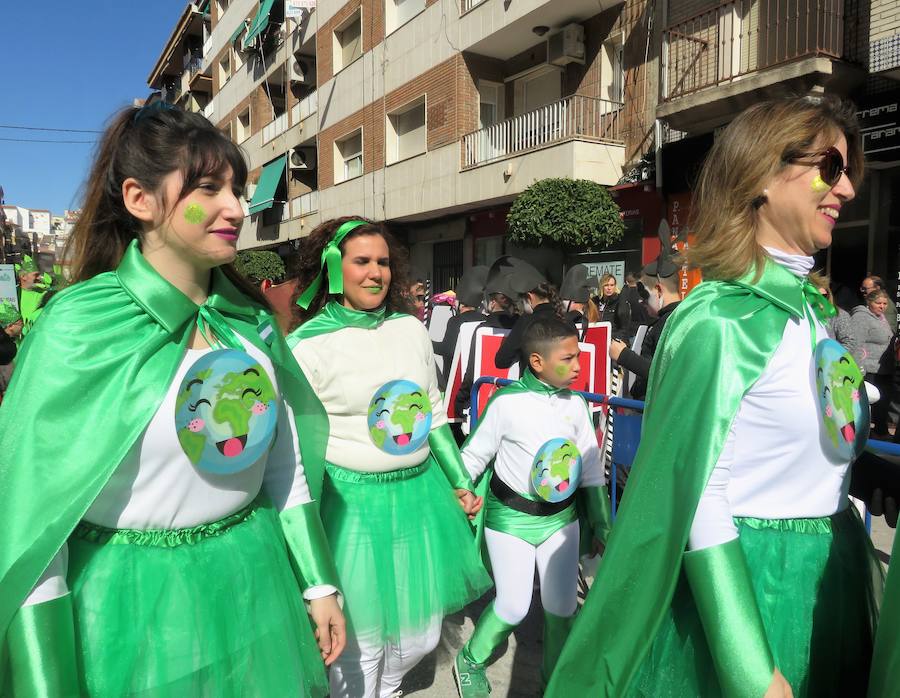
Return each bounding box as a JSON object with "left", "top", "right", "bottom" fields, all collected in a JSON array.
[
  {"left": 531, "top": 438, "right": 582, "bottom": 503},
  {"left": 175, "top": 349, "right": 278, "bottom": 475},
  {"left": 815, "top": 338, "right": 869, "bottom": 461},
  {"left": 367, "top": 379, "right": 433, "bottom": 455}
]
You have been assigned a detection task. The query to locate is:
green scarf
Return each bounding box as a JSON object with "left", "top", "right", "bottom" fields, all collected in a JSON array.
[
  {"left": 0, "top": 240, "right": 329, "bottom": 642},
  {"left": 546, "top": 259, "right": 829, "bottom": 696},
  {"left": 286, "top": 300, "right": 406, "bottom": 347}
]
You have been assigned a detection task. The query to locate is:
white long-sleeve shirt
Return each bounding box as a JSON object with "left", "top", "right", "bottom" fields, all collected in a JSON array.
[
  {"left": 27, "top": 337, "right": 331, "bottom": 606},
  {"left": 689, "top": 251, "right": 851, "bottom": 551},
  {"left": 462, "top": 383, "right": 605, "bottom": 496}
]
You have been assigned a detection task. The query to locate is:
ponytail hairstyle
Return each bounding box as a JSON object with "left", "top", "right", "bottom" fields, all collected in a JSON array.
[
  {"left": 66, "top": 104, "right": 252, "bottom": 295},
  {"left": 289, "top": 216, "right": 415, "bottom": 328},
  {"left": 528, "top": 281, "right": 564, "bottom": 319}
]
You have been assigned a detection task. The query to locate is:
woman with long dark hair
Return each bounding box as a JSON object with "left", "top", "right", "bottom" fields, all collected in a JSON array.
[
  {"left": 0, "top": 104, "right": 344, "bottom": 696},
  {"left": 287, "top": 217, "right": 490, "bottom": 698}
]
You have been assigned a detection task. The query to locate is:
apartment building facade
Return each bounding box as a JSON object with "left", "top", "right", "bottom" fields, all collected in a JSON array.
[
  {"left": 651, "top": 0, "right": 900, "bottom": 296},
  {"left": 151, "top": 0, "right": 659, "bottom": 287}
]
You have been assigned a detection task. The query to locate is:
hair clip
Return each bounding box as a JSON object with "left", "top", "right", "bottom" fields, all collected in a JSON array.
[{"left": 133, "top": 100, "right": 177, "bottom": 123}]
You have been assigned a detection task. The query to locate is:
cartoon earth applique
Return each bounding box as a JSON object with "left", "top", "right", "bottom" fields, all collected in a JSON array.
[
  {"left": 175, "top": 349, "right": 278, "bottom": 474},
  {"left": 531, "top": 438, "right": 582, "bottom": 503},
  {"left": 815, "top": 338, "right": 869, "bottom": 461},
  {"left": 367, "top": 380, "right": 433, "bottom": 455}
]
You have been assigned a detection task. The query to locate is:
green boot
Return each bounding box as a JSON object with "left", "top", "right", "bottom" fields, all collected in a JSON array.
[
  {"left": 541, "top": 610, "right": 575, "bottom": 689},
  {"left": 453, "top": 602, "right": 518, "bottom": 698}
]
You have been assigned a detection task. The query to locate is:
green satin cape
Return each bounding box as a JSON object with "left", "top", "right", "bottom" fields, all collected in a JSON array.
[
  {"left": 0, "top": 240, "right": 330, "bottom": 644},
  {"left": 546, "top": 259, "right": 826, "bottom": 696}
]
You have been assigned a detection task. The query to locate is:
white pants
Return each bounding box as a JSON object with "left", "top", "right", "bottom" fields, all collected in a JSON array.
[
  {"left": 484, "top": 521, "right": 580, "bottom": 624},
  {"left": 329, "top": 617, "right": 442, "bottom": 698}
]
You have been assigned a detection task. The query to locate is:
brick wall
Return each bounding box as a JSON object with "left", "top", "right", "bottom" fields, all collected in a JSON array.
[
  {"left": 870, "top": 0, "right": 900, "bottom": 42},
  {"left": 316, "top": 0, "right": 386, "bottom": 84}
]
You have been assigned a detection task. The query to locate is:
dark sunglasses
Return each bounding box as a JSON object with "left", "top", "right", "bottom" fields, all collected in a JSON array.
[{"left": 787, "top": 147, "right": 851, "bottom": 187}]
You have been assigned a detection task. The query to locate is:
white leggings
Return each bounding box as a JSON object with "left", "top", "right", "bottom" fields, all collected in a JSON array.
[
  {"left": 329, "top": 617, "right": 442, "bottom": 698},
  {"left": 485, "top": 521, "right": 580, "bottom": 624}
]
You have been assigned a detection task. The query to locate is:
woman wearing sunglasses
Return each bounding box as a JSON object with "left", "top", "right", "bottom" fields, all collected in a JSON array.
[{"left": 548, "top": 96, "right": 882, "bottom": 697}]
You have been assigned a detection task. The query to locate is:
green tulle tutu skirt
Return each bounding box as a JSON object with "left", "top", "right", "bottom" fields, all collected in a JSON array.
[
  {"left": 67, "top": 502, "right": 328, "bottom": 697},
  {"left": 321, "top": 456, "right": 491, "bottom": 643},
  {"left": 628, "top": 507, "right": 882, "bottom": 697}
]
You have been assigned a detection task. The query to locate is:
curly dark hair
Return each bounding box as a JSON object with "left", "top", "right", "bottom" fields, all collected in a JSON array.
[{"left": 289, "top": 216, "right": 415, "bottom": 328}]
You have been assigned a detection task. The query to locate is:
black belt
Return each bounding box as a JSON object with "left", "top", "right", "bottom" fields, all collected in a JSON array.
[{"left": 489, "top": 471, "right": 575, "bottom": 517}]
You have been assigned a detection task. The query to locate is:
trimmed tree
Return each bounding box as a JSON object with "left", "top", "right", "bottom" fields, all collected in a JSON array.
[
  {"left": 234, "top": 251, "right": 286, "bottom": 284},
  {"left": 506, "top": 178, "right": 624, "bottom": 251}
]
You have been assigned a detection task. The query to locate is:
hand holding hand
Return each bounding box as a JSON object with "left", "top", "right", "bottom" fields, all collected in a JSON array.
[
  {"left": 308, "top": 594, "right": 346, "bottom": 666},
  {"left": 455, "top": 489, "right": 483, "bottom": 519}
]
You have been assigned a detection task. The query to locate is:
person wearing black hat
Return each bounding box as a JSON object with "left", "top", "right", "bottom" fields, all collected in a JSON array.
[
  {"left": 560, "top": 264, "right": 600, "bottom": 341},
  {"left": 493, "top": 258, "right": 564, "bottom": 371},
  {"left": 609, "top": 255, "right": 682, "bottom": 401},
  {"left": 454, "top": 258, "right": 521, "bottom": 422},
  {"left": 433, "top": 266, "right": 489, "bottom": 390}
]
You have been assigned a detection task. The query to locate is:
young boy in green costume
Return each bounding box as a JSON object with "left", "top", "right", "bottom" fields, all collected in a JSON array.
[{"left": 453, "top": 316, "right": 613, "bottom": 697}]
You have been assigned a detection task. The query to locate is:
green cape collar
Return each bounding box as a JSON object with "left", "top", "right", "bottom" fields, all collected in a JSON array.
[
  {"left": 732, "top": 257, "right": 833, "bottom": 322},
  {"left": 116, "top": 239, "right": 256, "bottom": 333},
  {"left": 287, "top": 301, "right": 406, "bottom": 345},
  {"left": 520, "top": 369, "right": 569, "bottom": 396}
]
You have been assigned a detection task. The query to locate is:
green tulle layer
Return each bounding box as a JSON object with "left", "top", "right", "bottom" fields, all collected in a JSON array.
[
  {"left": 322, "top": 458, "right": 491, "bottom": 643},
  {"left": 627, "top": 507, "right": 882, "bottom": 697},
  {"left": 67, "top": 503, "right": 328, "bottom": 697}
]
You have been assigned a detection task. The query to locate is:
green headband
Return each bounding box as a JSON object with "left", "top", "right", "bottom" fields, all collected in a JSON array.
[
  {"left": 16, "top": 255, "right": 38, "bottom": 275},
  {"left": 296, "top": 220, "right": 370, "bottom": 309}
]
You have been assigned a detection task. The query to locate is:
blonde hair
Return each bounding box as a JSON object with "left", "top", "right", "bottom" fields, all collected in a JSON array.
[
  {"left": 687, "top": 95, "right": 863, "bottom": 281},
  {"left": 599, "top": 273, "right": 620, "bottom": 294}
]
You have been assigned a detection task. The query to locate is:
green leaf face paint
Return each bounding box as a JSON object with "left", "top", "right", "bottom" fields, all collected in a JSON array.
[
  {"left": 811, "top": 175, "right": 831, "bottom": 193},
  {"left": 184, "top": 203, "right": 206, "bottom": 225}
]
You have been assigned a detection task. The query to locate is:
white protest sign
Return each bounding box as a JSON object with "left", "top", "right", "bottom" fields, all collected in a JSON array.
[{"left": 0, "top": 265, "right": 17, "bottom": 309}]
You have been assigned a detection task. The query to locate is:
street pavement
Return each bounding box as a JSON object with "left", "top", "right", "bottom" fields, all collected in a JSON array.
[{"left": 400, "top": 519, "right": 896, "bottom": 698}]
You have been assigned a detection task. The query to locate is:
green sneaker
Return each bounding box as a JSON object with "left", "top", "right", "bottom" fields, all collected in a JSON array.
[{"left": 453, "top": 651, "right": 491, "bottom": 697}]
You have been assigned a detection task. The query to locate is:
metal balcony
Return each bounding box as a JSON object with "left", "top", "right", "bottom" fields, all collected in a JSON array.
[{"left": 460, "top": 95, "right": 624, "bottom": 169}]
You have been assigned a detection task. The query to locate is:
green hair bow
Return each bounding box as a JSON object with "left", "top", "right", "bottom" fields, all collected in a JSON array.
[{"left": 296, "top": 220, "right": 370, "bottom": 309}]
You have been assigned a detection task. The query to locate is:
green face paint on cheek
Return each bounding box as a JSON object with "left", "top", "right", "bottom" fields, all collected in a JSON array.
[
  {"left": 554, "top": 364, "right": 569, "bottom": 377},
  {"left": 184, "top": 203, "right": 206, "bottom": 225},
  {"left": 811, "top": 175, "right": 831, "bottom": 193}
]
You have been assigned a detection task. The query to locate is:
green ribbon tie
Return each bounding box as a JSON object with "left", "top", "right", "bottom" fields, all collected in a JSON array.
[
  {"left": 197, "top": 304, "right": 243, "bottom": 350},
  {"left": 296, "top": 220, "right": 370, "bottom": 310}
]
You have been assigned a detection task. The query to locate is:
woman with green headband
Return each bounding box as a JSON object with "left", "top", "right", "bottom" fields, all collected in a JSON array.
[
  {"left": 288, "top": 216, "right": 491, "bottom": 698},
  {"left": 0, "top": 105, "right": 344, "bottom": 696}
]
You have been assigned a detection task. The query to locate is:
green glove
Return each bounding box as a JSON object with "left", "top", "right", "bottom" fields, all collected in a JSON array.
[
  {"left": 683, "top": 538, "right": 775, "bottom": 698},
  {"left": 280, "top": 502, "right": 340, "bottom": 591},
  {"left": 579, "top": 485, "right": 613, "bottom": 544},
  {"left": 428, "top": 424, "right": 474, "bottom": 491},
  {"left": 3, "top": 594, "right": 79, "bottom": 697}
]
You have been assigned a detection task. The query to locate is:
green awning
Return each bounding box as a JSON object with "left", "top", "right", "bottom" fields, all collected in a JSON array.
[
  {"left": 248, "top": 155, "right": 286, "bottom": 214},
  {"left": 229, "top": 20, "right": 247, "bottom": 45},
  {"left": 244, "top": 0, "right": 276, "bottom": 48}
]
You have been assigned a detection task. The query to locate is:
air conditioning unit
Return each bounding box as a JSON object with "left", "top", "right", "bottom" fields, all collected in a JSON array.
[
  {"left": 289, "top": 147, "right": 316, "bottom": 170},
  {"left": 547, "top": 24, "right": 585, "bottom": 66},
  {"left": 289, "top": 58, "right": 309, "bottom": 83}
]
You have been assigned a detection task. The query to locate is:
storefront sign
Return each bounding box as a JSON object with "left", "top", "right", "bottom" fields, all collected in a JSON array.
[
  {"left": 858, "top": 92, "right": 900, "bottom": 158},
  {"left": 584, "top": 260, "right": 625, "bottom": 288},
  {"left": 286, "top": 0, "right": 315, "bottom": 18}
]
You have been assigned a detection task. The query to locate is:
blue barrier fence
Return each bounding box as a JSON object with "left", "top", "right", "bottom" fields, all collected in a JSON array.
[{"left": 470, "top": 375, "right": 899, "bottom": 532}]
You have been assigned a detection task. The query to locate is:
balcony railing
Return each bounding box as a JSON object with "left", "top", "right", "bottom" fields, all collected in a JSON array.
[
  {"left": 291, "top": 90, "right": 318, "bottom": 126},
  {"left": 262, "top": 112, "right": 289, "bottom": 144},
  {"left": 460, "top": 95, "right": 623, "bottom": 169},
  {"left": 291, "top": 190, "right": 319, "bottom": 219},
  {"left": 662, "top": 0, "right": 844, "bottom": 101}
]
